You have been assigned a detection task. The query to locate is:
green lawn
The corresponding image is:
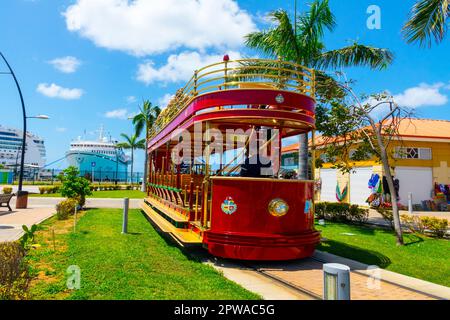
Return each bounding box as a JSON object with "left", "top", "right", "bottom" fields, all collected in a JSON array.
[
  {"left": 316, "top": 221, "right": 450, "bottom": 287},
  {"left": 30, "top": 190, "right": 146, "bottom": 199},
  {"left": 27, "top": 208, "right": 259, "bottom": 300}
]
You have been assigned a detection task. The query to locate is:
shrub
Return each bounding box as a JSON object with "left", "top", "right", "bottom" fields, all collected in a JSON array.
[
  {"left": 126, "top": 185, "right": 132, "bottom": 190},
  {"left": 3, "top": 187, "right": 13, "bottom": 194},
  {"left": 421, "top": 217, "right": 448, "bottom": 238},
  {"left": 315, "top": 202, "right": 368, "bottom": 224},
  {"left": 0, "top": 242, "right": 30, "bottom": 300},
  {"left": 20, "top": 225, "right": 38, "bottom": 250},
  {"left": 55, "top": 198, "right": 78, "bottom": 220},
  {"left": 400, "top": 214, "right": 426, "bottom": 234},
  {"left": 59, "top": 166, "right": 92, "bottom": 207}
]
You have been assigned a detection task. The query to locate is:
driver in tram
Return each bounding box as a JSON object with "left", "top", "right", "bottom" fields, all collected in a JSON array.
[{"left": 240, "top": 154, "right": 273, "bottom": 177}]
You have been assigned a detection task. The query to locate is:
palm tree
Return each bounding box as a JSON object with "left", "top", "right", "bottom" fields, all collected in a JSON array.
[
  {"left": 116, "top": 133, "right": 146, "bottom": 184},
  {"left": 403, "top": 0, "right": 449, "bottom": 47},
  {"left": 132, "top": 100, "right": 161, "bottom": 191},
  {"left": 133, "top": 100, "right": 161, "bottom": 192},
  {"left": 245, "top": 0, "right": 394, "bottom": 179}
]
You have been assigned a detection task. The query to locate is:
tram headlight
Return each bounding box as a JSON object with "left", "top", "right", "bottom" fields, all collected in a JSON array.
[{"left": 268, "top": 198, "right": 289, "bottom": 217}]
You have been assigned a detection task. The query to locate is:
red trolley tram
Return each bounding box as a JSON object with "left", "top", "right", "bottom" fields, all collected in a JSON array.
[{"left": 141, "top": 58, "right": 320, "bottom": 260}]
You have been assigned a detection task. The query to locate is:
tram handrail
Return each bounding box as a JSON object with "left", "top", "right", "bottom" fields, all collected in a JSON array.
[{"left": 149, "top": 58, "right": 316, "bottom": 140}]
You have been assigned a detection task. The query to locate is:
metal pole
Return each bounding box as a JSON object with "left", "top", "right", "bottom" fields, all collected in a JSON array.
[
  {"left": 122, "top": 198, "right": 129, "bottom": 234},
  {"left": 408, "top": 192, "right": 413, "bottom": 214},
  {"left": 323, "top": 263, "right": 350, "bottom": 300},
  {"left": 74, "top": 205, "right": 78, "bottom": 233},
  {"left": 0, "top": 52, "right": 27, "bottom": 193}
]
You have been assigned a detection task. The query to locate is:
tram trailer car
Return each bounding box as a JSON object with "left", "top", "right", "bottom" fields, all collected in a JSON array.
[{"left": 141, "top": 58, "right": 321, "bottom": 260}]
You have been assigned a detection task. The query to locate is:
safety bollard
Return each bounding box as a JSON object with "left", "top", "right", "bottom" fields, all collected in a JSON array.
[
  {"left": 323, "top": 263, "right": 350, "bottom": 300},
  {"left": 408, "top": 192, "right": 413, "bottom": 214},
  {"left": 122, "top": 198, "right": 129, "bottom": 234}
]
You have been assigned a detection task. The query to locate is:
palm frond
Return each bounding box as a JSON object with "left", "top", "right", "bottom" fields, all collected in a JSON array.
[
  {"left": 402, "top": 0, "right": 449, "bottom": 47},
  {"left": 244, "top": 10, "right": 300, "bottom": 62},
  {"left": 316, "top": 43, "right": 394, "bottom": 70},
  {"left": 133, "top": 114, "right": 145, "bottom": 137},
  {"left": 135, "top": 139, "right": 146, "bottom": 150},
  {"left": 116, "top": 142, "right": 131, "bottom": 149},
  {"left": 120, "top": 133, "right": 132, "bottom": 144}
]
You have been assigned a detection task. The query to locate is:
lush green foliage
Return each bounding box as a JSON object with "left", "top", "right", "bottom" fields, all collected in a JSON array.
[
  {"left": 20, "top": 225, "right": 38, "bottom": 250},
  {"left": 31, "top": 189, "right": 146, "bottom": 199},
  {"left": 403, "top": 0, "right": 449, "bottom": 47},
  {"left": 316, "top": 221, "right": 450, "bottom": 286},
  {"left": 39, "top": 186, "right": 60, "bottom": 194},
  {"left": 401, "top": 214, "right": 449, "bottom": 238},
  {"left": 28, "top": 209, "right": 260, "bottom": 300},
  {"left": 315, "top": 202, "right": 369, "bottom": 223},
  {"left": 55, "top": 198, "right": 78, "bottom": 220},
  {"left": 0, "top": 242, "right": 30, "bottom": 300},
  {"left": 2, "top": 187, "right": 12, "bottom": 194},
  {"left": 132, "top": 100, "right": 161, "bottom": 138},
  {"left": 58, "top": 166, "right": 92, "bottom": 207}
]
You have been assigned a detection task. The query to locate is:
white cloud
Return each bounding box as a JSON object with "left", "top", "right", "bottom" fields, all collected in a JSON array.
[
  {"left": 56, "top": 127, "right": 67, "bottom": 132},
  {"left": 136, "top": 51, "right": 242, "bottom": 85},
  {"left": 63, "top": 0, "right": 256, "bottom": 56},
  {"left": 393, "top": 82, "right": 448, "bottom": 108},
  {"left": 126, "top": 96, "right": 137, "bottom": 104},
  {"left": 48, "top": 56, "right": 81, "bottom": 73},
  {"left": 104, "top": 109, "right": 129, "bottom": 119},
  {"left": 158, "top": 94, "right": 175, "bottom": 108},
  {"left": 37, "top": 83, "right": 84, "bottom": 100}
]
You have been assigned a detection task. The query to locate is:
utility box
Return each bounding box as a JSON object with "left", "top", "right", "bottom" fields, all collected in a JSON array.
[{"left": 323, "top": 263, "right": 351, "bottom": 300}]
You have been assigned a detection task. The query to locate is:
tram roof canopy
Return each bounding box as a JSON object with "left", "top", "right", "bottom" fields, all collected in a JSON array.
[{"left": 148, "top": 59, "right": 317, "bottom": 152}]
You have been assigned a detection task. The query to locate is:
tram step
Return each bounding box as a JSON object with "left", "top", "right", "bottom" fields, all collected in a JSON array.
[
  {"left": 140, "top": 202, "right": 202, "bottom": 245},
  {"left": 144, "top": 197, "right": 189, "bottom": 225}
]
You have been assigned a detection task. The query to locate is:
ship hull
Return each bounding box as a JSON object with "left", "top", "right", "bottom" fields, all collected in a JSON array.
[{"left": 66, "top": 151, "right": 129, "bottom": 181}]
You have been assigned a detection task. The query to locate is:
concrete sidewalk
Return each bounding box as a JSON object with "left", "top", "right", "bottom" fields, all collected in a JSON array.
[
  {"left": 0, "top": 207, "right": 55, "bottom": 242},
  {"left": 210, "top": 251, "right": 450, "bottom": 300},
  {"left": 9, "top": 197, "right": 142, "bottom": 209},
  {"left": 0, "top": 197, "right": 142, "bottom": 242}
]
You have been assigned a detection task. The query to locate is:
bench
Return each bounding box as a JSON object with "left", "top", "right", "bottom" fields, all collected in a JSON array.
[{"left": 0, "top": 194, "right": 14, "bottom": 211}]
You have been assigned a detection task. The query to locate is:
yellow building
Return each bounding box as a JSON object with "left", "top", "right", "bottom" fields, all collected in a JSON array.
[{"left": 282, "top": 118, "right": 450, "bottom": 206}]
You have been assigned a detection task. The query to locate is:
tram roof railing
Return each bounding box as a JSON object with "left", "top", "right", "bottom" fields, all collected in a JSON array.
[{"left": 149, "top": 58, "right": 316, "bottom": 140}]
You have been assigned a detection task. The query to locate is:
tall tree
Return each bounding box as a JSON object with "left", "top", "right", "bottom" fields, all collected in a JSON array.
[
  {"left": 116, "top": 133, "right": 146, "bottom": 184},
  {"left": 245, "top": 0, "right": 394, "bottom": 179},
  {"left": 315, "top": 75, "right": 413, "bottom": 245},
  {"left": 132, "top": 100, "right": 161, "bottom": 191},
  {"left": 403, "top": 0, "right": 449, "bottom": 47}
]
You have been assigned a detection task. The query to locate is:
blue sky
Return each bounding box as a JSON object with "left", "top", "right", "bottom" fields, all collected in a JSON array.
[{"left": 0, "top": 0, "right": 449, "bottom": 171}]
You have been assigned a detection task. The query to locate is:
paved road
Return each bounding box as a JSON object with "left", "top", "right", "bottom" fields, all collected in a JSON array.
[{"left": 8, "top": 197, "right": 142, "bottom": 209}]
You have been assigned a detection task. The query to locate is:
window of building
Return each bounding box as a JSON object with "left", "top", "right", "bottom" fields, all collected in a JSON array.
[
  {"left": 284, "top": 157, "right": 295, "bottom": 166},
  {"left": 394, "top": 147, "right": 432, "bottom": 160}
]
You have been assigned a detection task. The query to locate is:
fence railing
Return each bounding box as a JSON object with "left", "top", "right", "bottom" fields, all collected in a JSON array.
[
  {"left": 7, "top": 169, "right": 144, "bottom": 185},
  {"left": 149, "top": 58, "right": 316, "bottom": 140}
]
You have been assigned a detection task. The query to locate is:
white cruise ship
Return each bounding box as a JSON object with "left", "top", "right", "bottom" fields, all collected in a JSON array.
[
  {"left": 66, "top": 126, "right": 130, "bottom": 181},
  {"left": 0, "top": 125, "right": 46, "bottom": 169}
]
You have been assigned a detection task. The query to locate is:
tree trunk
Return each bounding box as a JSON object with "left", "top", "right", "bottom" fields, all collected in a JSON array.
[
  {"left": 141, "top": 138, "right": 148, "bottom": 192},
  {"left": 373, "top": 125, "right": 404, "bottom": 245},
  {"left": 298, "top": 133, "right": 309, "bottom": 179},
  {"left": 131, "top": 148, "right": 134, "bottom": 185}
]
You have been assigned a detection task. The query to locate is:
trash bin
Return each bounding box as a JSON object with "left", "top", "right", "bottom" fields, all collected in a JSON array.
[{"left": 16, "top": 191, "right": 29, "bottom": 209}]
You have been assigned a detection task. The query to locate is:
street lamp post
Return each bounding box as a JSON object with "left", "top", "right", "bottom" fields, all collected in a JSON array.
[
  {"left": 0, "top": 51, "right": 28, "bottom": 193},
  {"left": 0, "top": 52, "right": 49, "bottom": 202}
]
